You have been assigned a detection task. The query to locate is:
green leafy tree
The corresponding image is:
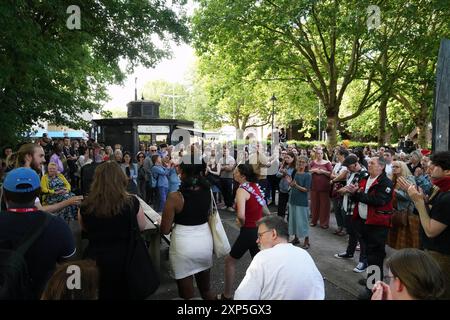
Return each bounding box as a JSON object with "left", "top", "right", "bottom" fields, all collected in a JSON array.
[
  {"left": 142, "top": 80, "right": 191, "bottom": 119},
  {"left": 388, "top": 0, "right": 449, "bottom": 148},
  {"left": 193, "top": 0, "right": 450, "bottom": 147},
  {"left": 0, "top": 0, "right": 189, "bottom": 146},
  {"left": 193, "top": 0, "right": 393, "bottom": 147}
]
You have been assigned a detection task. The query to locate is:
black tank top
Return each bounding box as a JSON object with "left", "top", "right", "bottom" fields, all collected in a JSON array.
[{"left": 174, "top": 188, "right": 211, "bottom": 226}]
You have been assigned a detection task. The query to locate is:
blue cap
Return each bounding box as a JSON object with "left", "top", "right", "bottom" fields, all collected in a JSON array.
[{"left": 3, "top": 168, "right": 41, "bottom": 193}]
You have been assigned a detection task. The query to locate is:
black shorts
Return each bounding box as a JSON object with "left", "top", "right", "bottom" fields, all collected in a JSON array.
[{"left": 229, "top": 227, "right": 260, "bottom": 259}]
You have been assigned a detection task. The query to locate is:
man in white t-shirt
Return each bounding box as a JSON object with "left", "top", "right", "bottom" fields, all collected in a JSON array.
[
  {"left": 218, "top": 147, "right": 236, "bottom": 212},
  {"left": 234, "top": 215, "right": 324, "bottom": 300}
]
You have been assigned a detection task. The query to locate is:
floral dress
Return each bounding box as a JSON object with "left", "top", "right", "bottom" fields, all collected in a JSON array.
[{"left": 45, "top": 175, "right": 77, "bottom": 221}]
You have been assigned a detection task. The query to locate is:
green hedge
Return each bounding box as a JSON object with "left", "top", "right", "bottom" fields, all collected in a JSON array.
[
  {"left": 211, "top": 139, "right": 379, "bottom": 149},
  {"left": 286, "top": 140, "right": 379, "bottom": 149}
]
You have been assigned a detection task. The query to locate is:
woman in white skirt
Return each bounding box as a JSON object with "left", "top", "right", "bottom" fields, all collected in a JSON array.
[
  {"left": 287, "top": 156, "right": 312, "bottom": 249},
  {"left": 160, "top": 162, "right": 215, "bottom": 300}
]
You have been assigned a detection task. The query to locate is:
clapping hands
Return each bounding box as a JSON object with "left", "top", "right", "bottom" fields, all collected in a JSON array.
[
  {"left": 346, "top": 183, "right": 359, "bottom": 194},
  {"left": 397, "top": 177, "right": 425, "bottom": 202}
]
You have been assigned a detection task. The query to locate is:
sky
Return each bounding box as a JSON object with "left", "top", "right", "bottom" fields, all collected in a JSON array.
[
  {"left": 103, "top": 0, "right": 197, "bottom": 113},
  {"left": 103, "top": 44, "right": 195, "bottom": 112}
]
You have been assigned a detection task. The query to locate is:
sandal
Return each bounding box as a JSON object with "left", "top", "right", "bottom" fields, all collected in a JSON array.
[
  {"left": 320, "top": 225, "right": 329, "bottom": 229},
  {"left": 337, "top": 230, "right": 347, "bottom": 236},
  {"left": 302, "top": 243, "right": 310, "bottom": 250},
  {"left": 333, "top": 228, "right": 343, "bottom": 235},
  {"left": 310, "top": 223, "right": 317, "bottom": 227},
  {"left": 217, "top": 293, "right": 233, "bottom": 301}
]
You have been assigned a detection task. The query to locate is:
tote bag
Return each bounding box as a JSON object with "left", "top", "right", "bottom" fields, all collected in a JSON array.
[
  {"left": 208, "top": 190, "right": 231, "bottom": 258},
  {"left": 126, "top": 209, "right": 160, "bottom": 299}
]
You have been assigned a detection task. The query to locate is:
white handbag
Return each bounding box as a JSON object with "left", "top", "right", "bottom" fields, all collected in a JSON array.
[{"left": 208, "top": 190, "right": 231, "bottom": 258}]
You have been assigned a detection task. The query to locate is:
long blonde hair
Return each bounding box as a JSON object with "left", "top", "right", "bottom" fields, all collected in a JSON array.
[
  {"left": 392, "top": 161, "right": 413, "bottom": 187},
  {"left": 81, "top": 161, "right": 132, "bottom": 217}
]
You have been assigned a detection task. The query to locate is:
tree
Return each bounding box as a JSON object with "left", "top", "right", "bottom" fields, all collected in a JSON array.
[
  {"left": 142, "top": 80, "right": 191, "bottom": 120},
  {"left": 370, "top": 0, "right": 450, "bottom": 146},
  {"left": 389, "top": 0, "right": 450, "bottom": 147},
  {"left": 196, "top": 51, "right": 274, "bottom": 131},
  {"left": 193, "top": 0, "right": 450, "bottom": 147},
  {"left": 193, "top": 0, "right": 393, "bottom": 147},
  {"left": 0, "top": 0, "right": 189, "bottom": 146}
]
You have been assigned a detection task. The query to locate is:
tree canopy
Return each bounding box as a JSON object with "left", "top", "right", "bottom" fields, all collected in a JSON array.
[
  {"left": 0, "top": 0, "right": 189, "bottom": 146},
  {"left": 192, "top": 0, "right": 450, "bottom": 147}
]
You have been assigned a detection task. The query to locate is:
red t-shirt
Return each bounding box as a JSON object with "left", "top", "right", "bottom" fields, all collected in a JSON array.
[{"left": 310, "top": 161, "right": 333, "bottom": 192}]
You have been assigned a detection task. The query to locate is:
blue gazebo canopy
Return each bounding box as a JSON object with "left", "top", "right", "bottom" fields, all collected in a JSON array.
[{"left": 29, "top": 129, "right": 86, "bottom": 139}]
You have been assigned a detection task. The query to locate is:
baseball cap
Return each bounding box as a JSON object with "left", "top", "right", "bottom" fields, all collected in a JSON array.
[
  {"left": 342, "top": 155, "right": 358, "bottom": 167},
  {"left": 3, "top": 168, "right": 41, "bottom": 193}
]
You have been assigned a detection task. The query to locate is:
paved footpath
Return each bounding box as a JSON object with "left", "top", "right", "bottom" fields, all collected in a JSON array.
[{"left": 150, "top": 206, "right": 396, "bottom": 300}]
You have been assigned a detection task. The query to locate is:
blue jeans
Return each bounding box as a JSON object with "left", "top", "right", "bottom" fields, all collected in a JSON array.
[{"left": 157, "top": 186, "right": 169, "bottom": 212}]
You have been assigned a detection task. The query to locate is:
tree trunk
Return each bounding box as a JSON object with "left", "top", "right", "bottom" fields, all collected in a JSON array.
[
  {"left": 417, "top": 103, "right": 429, "bottom": 148},
  {"left": 325, "top": 113, "right": 338, "bottom": 148},
  {"left": 377, "top": 97, "right": 389, "bottom": 146}
]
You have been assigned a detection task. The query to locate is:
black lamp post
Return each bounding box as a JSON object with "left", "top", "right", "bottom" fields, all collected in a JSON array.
[{"left": 270, "top": 94, "right": 277, "bottom": 142}]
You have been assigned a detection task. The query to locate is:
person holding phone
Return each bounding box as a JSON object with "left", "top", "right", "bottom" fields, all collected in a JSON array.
[{"left": 397, "top": 151, "right": 450, "bottom": 299}]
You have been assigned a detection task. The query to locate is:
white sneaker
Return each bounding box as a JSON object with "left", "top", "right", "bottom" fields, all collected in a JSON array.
[
  {"left": 353, "top": 262, "right": 367, "bottom": 273},
  {"left": 226, "top": 207, "right": 235, "bottom": 212}
]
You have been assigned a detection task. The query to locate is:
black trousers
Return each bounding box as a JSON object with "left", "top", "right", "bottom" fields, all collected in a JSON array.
[
  {"left": 220, "top": 178, "right": 234, "bottom": 208},
  {"left": 347, "top": 216, "right": 367, "bottom": 264},
  {"left": 267, "top": 175, "right": 280, "bottom": 204},
  {"left": 360, "top": 221, "right": 389, "bottom": 279},
  {"left": 277, "top": 192, "right": 289, "bottom": 218}
]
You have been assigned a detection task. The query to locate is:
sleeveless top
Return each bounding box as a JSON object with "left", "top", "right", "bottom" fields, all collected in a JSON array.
[
  {"left": 174, "top": 187, "right": 211, "bottom": 226},
  {"left": 80, "top": 196, "right": 139, "bottom": 247},
  {"left": 238, "top": 182, "right": 264, "bottom": 228}
]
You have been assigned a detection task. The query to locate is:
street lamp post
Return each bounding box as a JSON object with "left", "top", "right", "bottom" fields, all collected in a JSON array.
[
  {"left": 160, "top": 83, "right": 186, "bottom": 119},
  {"left": 318, "top": 98, "right": 321, "bottom": 141},
  {"left": 270, "top": 94, "right": 277, "bottom": 143}
]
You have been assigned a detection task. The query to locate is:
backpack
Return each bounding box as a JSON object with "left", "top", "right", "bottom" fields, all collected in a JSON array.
[{"left": 0, "top": 214, "right": 49, "bottom": 300}]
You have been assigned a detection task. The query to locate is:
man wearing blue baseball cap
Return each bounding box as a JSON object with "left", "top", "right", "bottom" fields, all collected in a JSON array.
[{"left": 0, "top": 167, "right": 76, "bottom": 299}]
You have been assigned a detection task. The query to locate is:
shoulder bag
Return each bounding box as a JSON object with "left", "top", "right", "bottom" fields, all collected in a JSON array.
[
  {"left": 125, "top": 202, "right": 160, "bottom": 299},
  {"left": 208, "top": 190, "right": 231, "bottom": 258}
]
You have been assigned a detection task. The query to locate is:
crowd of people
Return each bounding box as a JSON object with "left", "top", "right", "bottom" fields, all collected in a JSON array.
[{"left": 0, "top": 135, "right": 449, "bottom": 300}]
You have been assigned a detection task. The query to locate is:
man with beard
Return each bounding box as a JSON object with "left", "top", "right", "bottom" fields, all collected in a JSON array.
[
  {"left": 234, "top": 215, "right": 324, "bottom": 300},
  {"left": 1, "top": 144, "right": 82, "bottom": 212}
]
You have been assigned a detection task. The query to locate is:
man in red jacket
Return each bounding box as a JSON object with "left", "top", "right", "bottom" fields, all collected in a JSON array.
[{"left": 347, "top": 156, "right": 393, "bottom": 298}]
